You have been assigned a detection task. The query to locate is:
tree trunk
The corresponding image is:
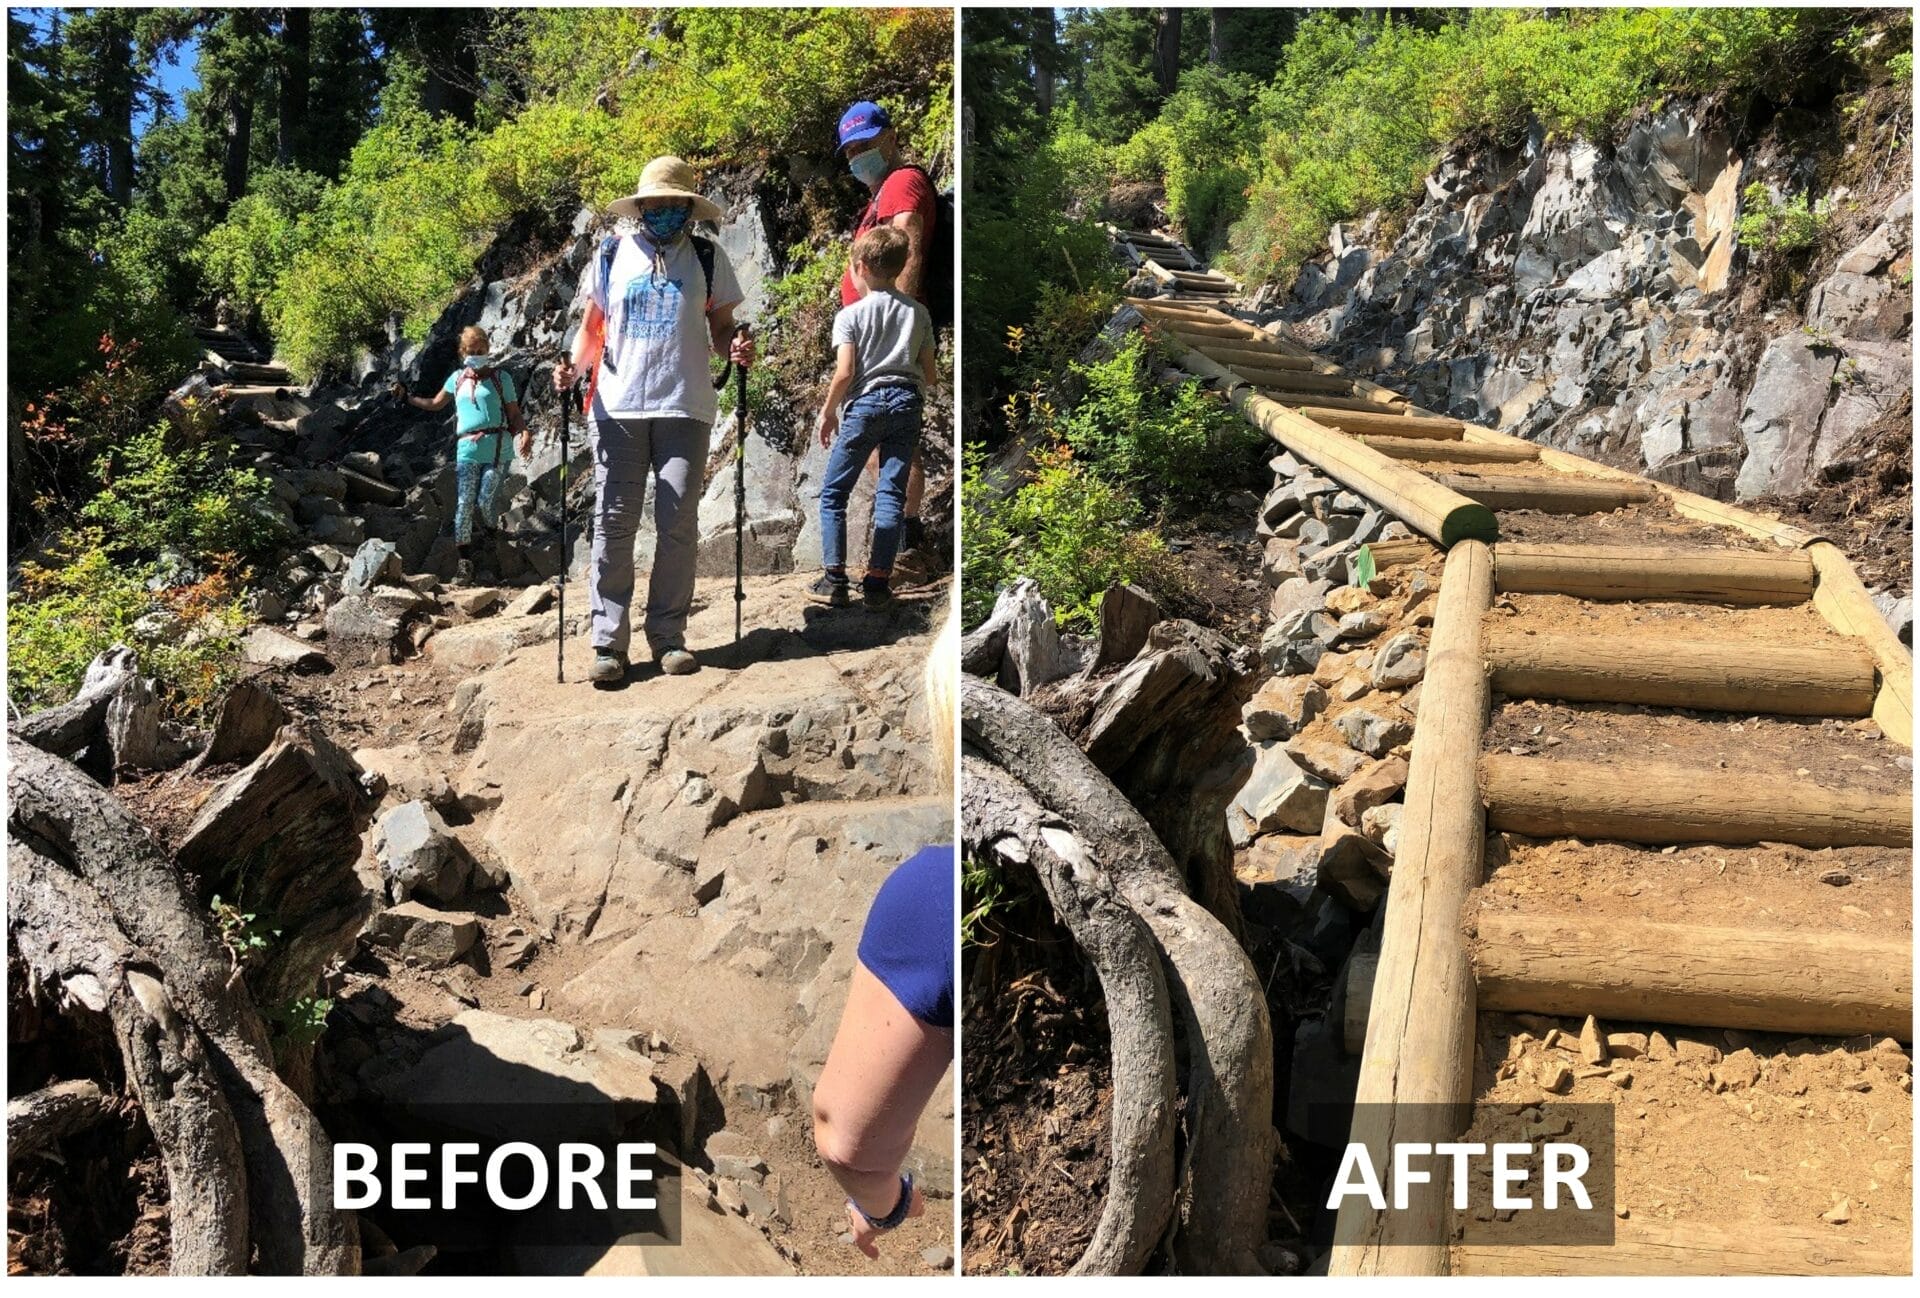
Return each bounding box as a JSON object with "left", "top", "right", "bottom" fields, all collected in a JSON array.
[
  {"left": 1153, "top": 9, "right": 1183, "bottom": 100},
  {"left": 1029, "top": 10, "right": 1056, "bottom": 117},
  {"left": 963, "top": 678, "right": 1273, "bottom": 1274},
  {"left": 1208, "top": 9, "right": 1225, "bottom": 66},
  {"left": 7, "top": 741, "right": 359, "bottom": 1274},
  {"left": 223, "top": 90, "right": 253, "bottom": 209},
  {"left": 277, "top": 7, "right": 309, "bottom": 168}
]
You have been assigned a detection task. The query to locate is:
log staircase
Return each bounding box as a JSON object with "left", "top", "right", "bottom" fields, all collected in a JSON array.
[
  {"left": 193, "top": 322, "right": 296, "bottom": 395},
  {"left": 1110, "top": 227, "right": 1239, "bottom": 301},
  {"left": 1126, "top": 290, "right": 1914, "bottom": 1277}
]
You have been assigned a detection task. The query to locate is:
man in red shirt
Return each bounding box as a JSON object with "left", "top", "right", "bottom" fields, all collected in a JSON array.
[{"left": 838, "top": 100, "right": 937, "bottom": 555}]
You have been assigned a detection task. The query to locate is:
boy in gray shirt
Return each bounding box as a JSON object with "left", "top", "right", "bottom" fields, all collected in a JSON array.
[{"left": 811, "top": 224, "right": 935, "bottom": 609}]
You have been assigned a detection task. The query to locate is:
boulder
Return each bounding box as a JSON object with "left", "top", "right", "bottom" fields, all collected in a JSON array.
[
  {"left": 1318, "top": 816, "right": 1390, "bottom": 910},
  {"left": 1286, "top": 734, "right": 1370, "bottom": 783},
  {"left": 1237, "top": 833, "right": 1321, "bottom": 921},
  {"left": 374, "top": 799, "right": 470, "bottom": 904},
  {"left": 1733, "top": 333, "right": 1841, "bottom": 498},
  {"left": 1330, "top": 757, "right": 1410, "bottom": 825},
  {"left": 364, "top": 901, "right": 480, "bottom": 966},
  {"left": 243, "top": 625, "right": 331, "bottom": 672},
  {"left": 1370, "top": 632, "right": 1427, "bottom": 689},
  {"left": 1333, "top": 705, "right": 1413, "bottom": 758},
  {"left": 1243, "top": 677, "right": 1327, "bottom": 742},
  {"left": 1230, "top": 743, "right": 1331, "bottom": 837}
]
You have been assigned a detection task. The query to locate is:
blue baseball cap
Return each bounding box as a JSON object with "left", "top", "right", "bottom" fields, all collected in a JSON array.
[{"left": 837, "top": 100, "right": 891, "bottom": 153}]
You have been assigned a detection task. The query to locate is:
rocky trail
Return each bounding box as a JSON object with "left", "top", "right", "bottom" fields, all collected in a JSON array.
[
  {"left": 13, "top": 201, "right": 956, "bottom": 1274},
  {"left": 1128, "top": 240, "right": 1910, "bottom": 1275}
]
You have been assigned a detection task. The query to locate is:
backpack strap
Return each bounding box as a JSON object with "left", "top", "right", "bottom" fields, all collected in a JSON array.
[{"left": 691, "top": 234, "right": 716, "bottom": 310}]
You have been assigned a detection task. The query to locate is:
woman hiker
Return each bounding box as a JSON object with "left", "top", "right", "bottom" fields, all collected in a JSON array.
[
  {"left": 390, "top": 325, "right": 529, "bottom": 583},
  {"left": 555, "top": 155, "right": 756, "bottom": 683}
]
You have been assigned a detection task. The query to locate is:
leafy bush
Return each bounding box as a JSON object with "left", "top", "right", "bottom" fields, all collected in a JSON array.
[
  {"left": 80, "top": 423, "right": 286, "bottom": 568},
  {"left": 1057, "top": 332, "right": 1260, "bottom": 511},
  {"left": 1219, "top": 8, "right": 1844, "bottom": 283},
  {"left": 1113, "top": 118, "right": 1174, "bottom": 183},
  {"left": 962, "top": 442, "right": 1172, "bottom": 632},
  {"left": 8, "top": 532, "right": 249, "bottom": 720},
  {"left": 1736, "top": 182, "right": 1834, "bottom": 256},
  {"left": 195, "top": 167, "right": 330, "bottom": 324}
]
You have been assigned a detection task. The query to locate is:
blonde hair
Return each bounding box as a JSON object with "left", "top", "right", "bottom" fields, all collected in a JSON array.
[
  {"left": 853, "top": 223, "right": 910, "bottom": 279},
  {"left": 458, "top": 325, "right": 491, "bottom": 356},
  {"left": 924, "top": 603, "right": 958, "bottom": 790}
]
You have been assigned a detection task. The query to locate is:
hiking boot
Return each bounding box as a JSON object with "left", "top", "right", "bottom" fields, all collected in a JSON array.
[
  {"left": 861, "top": 577, "right": 895, "bottom": 610},
  {"left": 657, "top": 647, "right": 698, "bottom": 676},
  {"left": 807, "top": 573, "right": 851, "bottom": 608},
  {"left": 454, "top": 557, "right": 475, "bottom": 585},
  {"left": 587, "top": 650, "right": 627, "bottom": 684}
]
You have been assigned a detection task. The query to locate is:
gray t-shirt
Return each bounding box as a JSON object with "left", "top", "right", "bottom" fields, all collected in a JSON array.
[
  {"left": 589, "top": 230, "right": 742, "bottom": 425},
  {"left": 831, "top": 288, "right": 931, "bottom": 408}
]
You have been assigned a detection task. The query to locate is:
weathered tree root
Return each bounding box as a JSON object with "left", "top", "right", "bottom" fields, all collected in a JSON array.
[
  {"left": 7, "top": 741, "right": 358, "bottom": 1274},
  {"left": 6, "top": 1079, "right": 117, "bottom": 1161},
  {"left": 963, "top": 755, "right": 1177, "bottom": 1275},
  {"left": 963, "top": 678, "right": 1275, "bottom": 1274}
]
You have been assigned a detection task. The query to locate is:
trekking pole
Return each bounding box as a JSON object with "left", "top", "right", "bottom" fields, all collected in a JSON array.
[
  {"left": 732, "top": 324, "right": 751, "bottom": 645},
  {"left": 557, "top": 379, "right": 577, "bottom": 684}
]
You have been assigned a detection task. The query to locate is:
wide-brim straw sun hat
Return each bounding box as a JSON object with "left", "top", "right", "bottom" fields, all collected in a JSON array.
[{"left": 605, "top": 155, "right": 726, "bottom": 224}]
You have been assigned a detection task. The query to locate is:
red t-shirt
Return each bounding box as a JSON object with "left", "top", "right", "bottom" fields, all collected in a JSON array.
[{"left": 841, "top": 165, "right": 938, "bottom": 307}]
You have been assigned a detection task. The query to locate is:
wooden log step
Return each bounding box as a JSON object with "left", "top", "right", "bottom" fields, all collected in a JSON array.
[
  {"left": 1195, "top": 344, "right": 1314, "bottom": 372},
  {"left": 1231, "top": 366, "right": 1357, "bottom": 394},
  {"left": 1458, "top": 1219, "right": 1912, "bottom": 1276},
  {"left": 1470, "top": 911, "right": 1912, "bottom": 1040},
  {"left": 1480, "top": 754, "right": 1911, "bottom": 848},
  {"left": 1493, "top": 543, "right": 1817, "bottom": 605},
  {"left": 1297, "top": 407, "right": 1466, "bottom": 439},
  {"left": 1266, "top": 390, "right": 1409, "bottom": 414},
  {"left": 1431, "top": 473, "right": 1657, "bottom": 514},
  {"left": 224, "top": 361, "right": 294, "bottom": 384},
  {"left": 1810, "top": 540, "right": 1914, "bottom": 748},
  {"left": 1363, "top": 436, "right": 1536, "bottom": 463},
  {"left": 1484, "top": 631, "right": 1878, "bottom": 716},
  {"left": 1167, "top": 318, "right": 1265, "bottom": 341}
]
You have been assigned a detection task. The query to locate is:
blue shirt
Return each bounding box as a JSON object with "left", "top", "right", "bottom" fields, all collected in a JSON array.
[
  {"left": 856, "top": 844, "right": 955, "bottom": 1030},
  {"left": 442, "top": 365, "right": 517, "bottom": 465}
]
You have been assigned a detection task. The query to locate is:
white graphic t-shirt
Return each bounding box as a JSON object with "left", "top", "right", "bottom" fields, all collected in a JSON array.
[{"left": 589, "top": 231, "right": 743, "bottom": 426}]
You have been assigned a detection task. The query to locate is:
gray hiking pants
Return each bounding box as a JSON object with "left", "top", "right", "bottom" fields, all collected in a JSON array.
[{"left": 588, "top": 415, "right": 710, "bottom": 658}]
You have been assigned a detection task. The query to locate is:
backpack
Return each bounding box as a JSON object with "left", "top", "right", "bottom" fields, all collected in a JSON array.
[
  {"left": 453, "top": 365, "right": 507, "bottom": 420},
  {"left": 863, "top": 164, "right": 953, "bottom": 333}
]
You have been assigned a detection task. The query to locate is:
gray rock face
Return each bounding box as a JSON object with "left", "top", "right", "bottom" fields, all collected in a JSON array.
[
  {"left": 1230, "top": 743, "right": 1331, "bottom": 839},
  {"left": 375, "top": 800, "right": 471, "bottom": 903},
  {"left": 1269, "top": 103, "right": 1911, "bottom": 523}
]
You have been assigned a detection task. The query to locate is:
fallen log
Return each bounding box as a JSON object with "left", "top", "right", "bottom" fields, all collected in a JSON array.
[
  {"left": 11, "top": 645, "right": 142, "bottom": 766},
  {"left": 962, "top": 757, "right": 1176, "bottom": 1275},
  {"left": 963, "top": 679, "right": 1273, "bottom": 1274},
  {"left": 1456, "top": 1219, "right": 1912, "bottom": 1276},
  {"left": 1177, "top": 347, "right": 1496, "bottom": 548},
  {"left": 1469, "top": 911, "right": 1913, "bottom": 1040},
  {"left": 1493, "top": 542, "right": 1816, "bottom": 605},
  {"left": 1480, "top": 754, "right": 1912, "bottom": 848},
  {"left": 1330, "top": 540, "right": 1496, "bottom": 1276},
  {"left": 1483, "top": 631, "right": 1878, "bottom": 716},
  {"left": 7, "top": 1079, "right": 118, "bottom": 1161},
  {"left": 1430, "top": 473, "right": 1657, "bottom": 514},
  {"left": 1362, "top": 437, "right": 1532, "bottom": 464}
]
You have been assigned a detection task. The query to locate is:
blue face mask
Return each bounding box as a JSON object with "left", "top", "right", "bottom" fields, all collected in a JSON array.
[
  {"left": 849, "top": 149, "right": 889, "bottom": 187},
  {"left": 642, "top": 206, "right": 691, "bottom": 241},
  {"left": 462, "top": 355, "right": 487, "bottom": 369}
]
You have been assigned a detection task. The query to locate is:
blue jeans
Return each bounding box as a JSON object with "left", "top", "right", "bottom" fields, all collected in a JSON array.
[{"left": 820, "top": 384, "right": 922, "bottom": 576}]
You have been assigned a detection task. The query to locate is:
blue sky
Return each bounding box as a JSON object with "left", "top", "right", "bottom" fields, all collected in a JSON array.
[{"left": 17, "top": 7, "right": 200, "bottom": 136}]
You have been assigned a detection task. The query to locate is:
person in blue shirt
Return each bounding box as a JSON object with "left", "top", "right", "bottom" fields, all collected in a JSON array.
[
  {"left": 392, "top": 326, "right": 529, "bottom": 582},
  {"left": 811, "top": 611, "right": 956, "bottom": 1261}
]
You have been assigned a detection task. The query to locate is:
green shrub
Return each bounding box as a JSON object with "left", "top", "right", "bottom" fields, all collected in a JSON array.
[
  {"left": 80, "top": 423, "right": 286, "bottom": 568},
  {"left": 1113, "top": 118, "right": 1174, "bottom": 183},
  {"left": 1736, "top": 181, "right": 1834, "bottom": 256},
  {"left": 1056, "top": 332, "right": 1260, "bottom": 511},
  {"left": 7, "top": 532, "right": 249, "bottom": 720},
  {"left": 962, "top": 442, "right": 1172, "bottom": 632},
  {"left": 195, "top": 167, "right": 330, "bottom": 324}
]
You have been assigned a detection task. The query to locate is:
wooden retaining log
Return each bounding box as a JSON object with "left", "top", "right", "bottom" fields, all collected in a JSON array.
[
  {"left": 1470, "top": 911, "right": 1913, "bottom": 1040},
  {"left": 1301, "top": 408, "right": 1466, "bottom": 439},
  {"left": 1228, "top": 367, "right": 1357, "bottom": 394},
  {"left": 1176, "top": 348, "right": 1497, "bottom": 547},
  {"left": 1493, "top": 542, "right": 1816, "bottom": 605},
  {"left": 1458, "top": 1220, "right": 1912, "bottom": 1276},
  {"left": 1329, "top": 541, "right": 1496, "bottom": 1276},
  {"left": 1808, "top": 541, "right": 1914, "bottom": 748},
  {"left": 1480, "top": 754, "right": 1912, "bottom": 848},
  {"left": 1483, "top": 631, "right": 1878, "bottom": 716},
  {"left": 1364, "top": 436, "right": 1537, "bottom": 463},
  {"left": 1431, "top": 473, "right": 1657, "bottom": 514}
]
